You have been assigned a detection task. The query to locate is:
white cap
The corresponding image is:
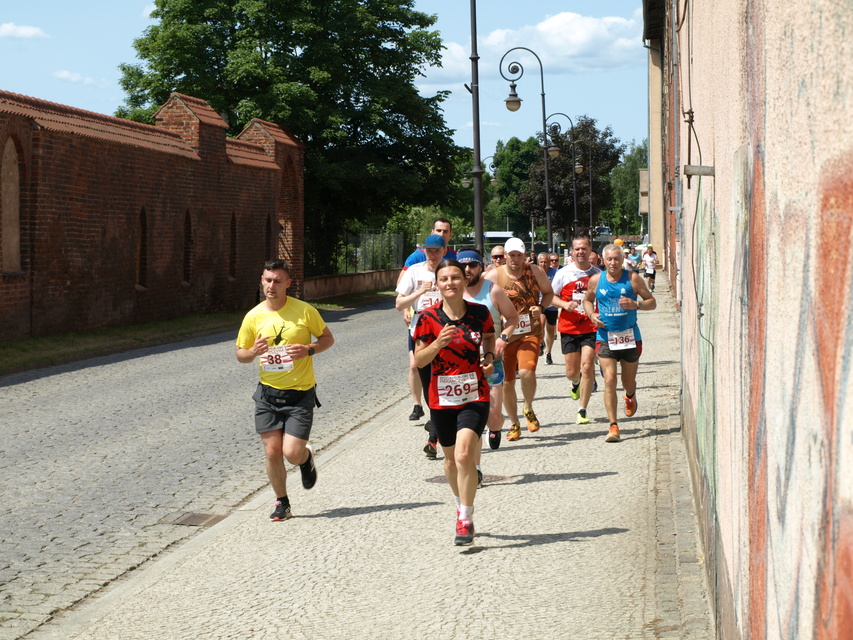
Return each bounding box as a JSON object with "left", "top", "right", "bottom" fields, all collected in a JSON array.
[{"left": 504, "top": 237, "right": 526, "bottom": 254}]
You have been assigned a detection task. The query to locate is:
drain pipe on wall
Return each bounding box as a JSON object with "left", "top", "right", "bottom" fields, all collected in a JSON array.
[{"left": 670, "top": 0, "right": 685, "bottom": 425}]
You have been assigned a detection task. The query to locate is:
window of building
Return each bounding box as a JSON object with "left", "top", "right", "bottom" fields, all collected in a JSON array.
[{"left": 1, "top": 138, "right": 22, "bottom": 273}]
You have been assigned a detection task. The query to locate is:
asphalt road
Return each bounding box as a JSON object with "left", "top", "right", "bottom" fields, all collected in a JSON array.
[{"left": 0, "top": 299, "right": 409, "bottom": 640}]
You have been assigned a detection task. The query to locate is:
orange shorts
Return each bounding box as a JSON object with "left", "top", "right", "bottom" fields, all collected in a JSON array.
[{"left": 503, "top": 335, "right": 541, "bottom": 381}]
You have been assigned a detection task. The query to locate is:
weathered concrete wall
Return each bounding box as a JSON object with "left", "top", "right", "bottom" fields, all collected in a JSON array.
[
  {"left": 648, "top": 0, "right": 853, "bottom": 637},
  {"left": 304, "top": 269, "right": 398, "bottom": 301}
]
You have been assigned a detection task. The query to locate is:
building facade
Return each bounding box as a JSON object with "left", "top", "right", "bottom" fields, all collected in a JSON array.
[{"left": 643, "top": 1, "right": 853, "bottom": 637}]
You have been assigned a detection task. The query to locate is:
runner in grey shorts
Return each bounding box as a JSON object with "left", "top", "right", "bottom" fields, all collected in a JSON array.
[{"left": 236, "top": 259, "right": 335, "bottom": 521}]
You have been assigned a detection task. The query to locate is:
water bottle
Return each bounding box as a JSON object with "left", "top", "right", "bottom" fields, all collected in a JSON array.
[{"left": 486, "top": 359, "right": 505, "bottom": 386}]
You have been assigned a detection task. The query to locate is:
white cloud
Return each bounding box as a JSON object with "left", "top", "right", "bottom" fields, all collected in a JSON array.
[
  {"left": 53, "top": 70, "right": 111, "bottom": 89},
  {"left": 426, "top": 10, "right": 644, "bottom": 84},
  {"left": 142, "top": 4, "right": 156, "bottom": 19},
  {"left": 0, "top": 22, "right": 50, "bottom": 39}
]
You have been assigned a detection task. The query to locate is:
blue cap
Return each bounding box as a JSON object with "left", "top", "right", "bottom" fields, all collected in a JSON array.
[
  {"left": 456, "top": 250, "right": 482, "bottom": 264},
  {"left": 423, "top": 234, "right": 447, "bottom": 248}
]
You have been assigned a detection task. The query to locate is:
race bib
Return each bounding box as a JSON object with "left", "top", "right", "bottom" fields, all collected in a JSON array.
[
  {"left": 262, "top": 345, "right": 294, "bottom": 372},
  {"left": 608, "top": 328, "right": 636, "bottom": 351},
  {"left": 437, "top": 372, "right": 479, "bottom": 407},
  {"left": 418, "top": 290, "right": 441, "bottom": 312},
  {"left": 572, "top": 292, "right": 587, "bottom": 315},
  {"left": 516, "top": 313, "right": 531, "bottom": 335}
]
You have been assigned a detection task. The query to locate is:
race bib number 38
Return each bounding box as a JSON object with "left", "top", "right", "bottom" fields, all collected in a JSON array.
[
  {"left": 608, "top": 328, "right": 636, "bottom": 350},
  {"left": 437, "top": 372, "right": 479, "bottom": 407},
  {"left": 262, "top": 345, "right": 294, "bottom": 372}
]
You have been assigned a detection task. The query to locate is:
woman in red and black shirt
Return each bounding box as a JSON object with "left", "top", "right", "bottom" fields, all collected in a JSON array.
[{"left": 414, "top": 260, "right": 496, "bottom": 546}]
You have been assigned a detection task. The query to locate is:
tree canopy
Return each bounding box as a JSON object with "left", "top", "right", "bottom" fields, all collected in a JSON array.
[
  {"left": 117, "top": 0, "right": 463, "bottom": 274},
  {"left": 517, "top": 115, "right": 624, "bottom": 239}
]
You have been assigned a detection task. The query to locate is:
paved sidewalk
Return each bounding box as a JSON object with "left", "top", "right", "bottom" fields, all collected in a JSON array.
[{"left": 29, "top": 273, "right": 713, "bottom": 639}]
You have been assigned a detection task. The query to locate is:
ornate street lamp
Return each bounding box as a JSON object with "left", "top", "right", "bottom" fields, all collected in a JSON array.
[
  {"left": 499, "top": 47, "right": 554, "bottom": 251},
  {"left": 545, "top": 112, "right": 580, "bottom": 236},
  {"left": 463, "top": 156, "right": 498, "bottom": 188}
]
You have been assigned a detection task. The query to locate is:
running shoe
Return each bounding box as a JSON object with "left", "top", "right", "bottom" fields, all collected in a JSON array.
[
  {"left": 477, "top": 468, "right": 483, "bottom": 488},
  {"left": 507, "top": 422, "right": 521, "bottom": 441},
  {"left": 409, "top": 405, "right": 424, "bottom": 421},
  {"left": 523, "top": 407, "right": 540, "bottom": 432},
  {"left": 270, "top": 500, "right": 292, "bottom": 521},
  {"left": 570, "top": 383, "right": 580, "bottom": 401},
  {"left": 625, "top": 395, "right": 638, "bottom": 417},
  {"left": 455, "top": 519, "right": 475, "bottom": 546},
  {"left": 540, "top": 342, "right": 545, "bottom": 356},
  {"left": 545, "top": 353, "right": 553, "bottom": 365},
  {"left": 488, "top": 430, "right": 501, "bottom": 449},
  {"left": 605, "top": 424, "right": 621, "bottom": 443},
  {"left": 576, "top": 408, "right": 590, "bottom": 424},
  {"left": 423, "top": 441, "right": 437, "bottom": 459},
  {"left": 300, "top": 444, "right": 317, "bottom": 489}
]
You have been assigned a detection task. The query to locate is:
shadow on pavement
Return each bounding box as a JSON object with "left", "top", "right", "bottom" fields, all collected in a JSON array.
[
  {"left": 490, "top": 471, "right": 618, "bottom": 485},
  {"left": 301, "top": 500, "right": 443, "bottom": 518},
  {"left": 464, "top": 526, "right": 630, "bottom": 551}
]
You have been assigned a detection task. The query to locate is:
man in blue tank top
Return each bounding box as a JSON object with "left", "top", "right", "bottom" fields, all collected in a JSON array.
[{"left": 583, "top": 244, "right": 656, "bottom": 443}]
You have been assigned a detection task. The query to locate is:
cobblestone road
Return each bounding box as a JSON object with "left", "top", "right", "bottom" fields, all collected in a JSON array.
[
  {"left": 26, "top": 274, "right": 713, "bottom": 639},
  {"left": 0, "top": 301, "right": 409, "bottom": 640}
]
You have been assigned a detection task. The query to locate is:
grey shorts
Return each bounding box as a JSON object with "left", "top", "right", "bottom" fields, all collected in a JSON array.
[{"left": 253, "top": 383, "right": 316, "bottom": 438}]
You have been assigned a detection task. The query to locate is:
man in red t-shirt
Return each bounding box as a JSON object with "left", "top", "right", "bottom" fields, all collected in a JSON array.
[{"left": 550, "top": 234, "right": 601, "bottom": 425}]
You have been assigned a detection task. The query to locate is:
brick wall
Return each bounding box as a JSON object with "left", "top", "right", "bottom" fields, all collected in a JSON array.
[{"left": 0, "top": 91, "right": 304, "bottom": 340}]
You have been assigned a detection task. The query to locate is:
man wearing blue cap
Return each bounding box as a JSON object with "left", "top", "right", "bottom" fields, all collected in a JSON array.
[
  {"left": 400, "top": 218, "right": 457, "bottom": 273},
  {"left": 396, "top": 233, "right": 448, "bottom": 457}
]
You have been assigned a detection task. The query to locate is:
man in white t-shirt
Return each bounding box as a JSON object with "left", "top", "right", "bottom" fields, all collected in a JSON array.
[{"left": 395, "top": 234, "right": 447, "bottom": 457}]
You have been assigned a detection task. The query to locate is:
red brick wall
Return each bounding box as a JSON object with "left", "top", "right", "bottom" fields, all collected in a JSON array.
[{"left": 0, "top": 92, "right": 304, "bottom": 340}]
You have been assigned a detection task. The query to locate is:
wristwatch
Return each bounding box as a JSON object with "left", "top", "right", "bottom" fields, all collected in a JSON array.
[
  {"left": 499, "top": 333, "right": 510, "bottom": 342},
  {"left": 308, "top": 346, "right": 315, "bottom": 356}
]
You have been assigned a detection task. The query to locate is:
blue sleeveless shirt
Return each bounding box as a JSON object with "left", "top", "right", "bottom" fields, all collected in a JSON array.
[
  {"left": 595, "top": 270, "right": 642, "bottom": 343},
  {"left": 464, "top": 279, "right": 501, "bottom": 329}
]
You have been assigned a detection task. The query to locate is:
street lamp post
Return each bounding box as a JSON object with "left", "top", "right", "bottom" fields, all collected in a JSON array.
[
  {"left": 544, "top": 112, "right": 581, "bottom": 237},
  {"left": 500, "top": 47, "right": 556, "bottom": 251},
  {"left": 588, "top": 147, "right": 593, "bottom": 230},
  {"left": 468, "top": 0, "right": 485, "bottom": 255}
]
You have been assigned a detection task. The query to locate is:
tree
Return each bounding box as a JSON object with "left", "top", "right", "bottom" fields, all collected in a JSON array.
[
  {"left": 491, "top": 137, "right": 539, "bottom": 237},
  {"left": 518, "top": 115, "right": 624, "bottom": 239},
  {"left": 117, "top": 0, "right": 462, "bottom": 274},
  {"left": 599, "top": 139, "right": 648, "bottom": 235}
]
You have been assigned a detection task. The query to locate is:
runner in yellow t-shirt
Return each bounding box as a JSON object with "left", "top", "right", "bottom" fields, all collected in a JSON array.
[{"left": 236, "top": 259, "right": 334, "bottom": 521}]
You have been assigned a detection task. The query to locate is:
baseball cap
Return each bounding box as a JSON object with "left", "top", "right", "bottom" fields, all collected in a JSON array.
[
  {"left": 504, "top": 237, "right": 526, "bottom": 254},
  {"left": 456, "top": 250, "right": 482, "bottom": 264},
  {"left": 423, "top": 234, "right": 447, "bottom": 248}
]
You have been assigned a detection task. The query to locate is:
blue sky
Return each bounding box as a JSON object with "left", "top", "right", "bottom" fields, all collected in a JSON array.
[{"left": 0, "top": 1, "right": 648, "bottom": 158}]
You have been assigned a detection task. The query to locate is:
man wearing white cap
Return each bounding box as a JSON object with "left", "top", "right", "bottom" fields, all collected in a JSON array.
[{"left": 485, "top": 237, "right": 553, "bottom": 441}]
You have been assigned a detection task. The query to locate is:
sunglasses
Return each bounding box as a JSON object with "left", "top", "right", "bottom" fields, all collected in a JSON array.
[{"left": 491, "top": 254, "right": 506, "bottom": 259}]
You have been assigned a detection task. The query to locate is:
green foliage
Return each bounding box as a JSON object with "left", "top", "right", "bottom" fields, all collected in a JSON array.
[
  {"left": 118, "top": 0, "right": 462, "bottom": 274},
  {"left": 518, "top": 115, "right": 625, "bottom": 239},
  {"left": 491, "top": 137, "right": 539, "bottom": 236},
  {"left": 598, "top": 139, "right": 648, "bottom": 235}
]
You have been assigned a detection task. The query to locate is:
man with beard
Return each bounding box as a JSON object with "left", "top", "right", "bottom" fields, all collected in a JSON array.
[
  {"left": 485, "top": 238, "right": 553, "bottom": 441},
  {"left": 550, "top": 234, "right": 601, "bottom": 425},
  {"left": 458, "top": 250, "right": 518, "bottom": 484}
]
